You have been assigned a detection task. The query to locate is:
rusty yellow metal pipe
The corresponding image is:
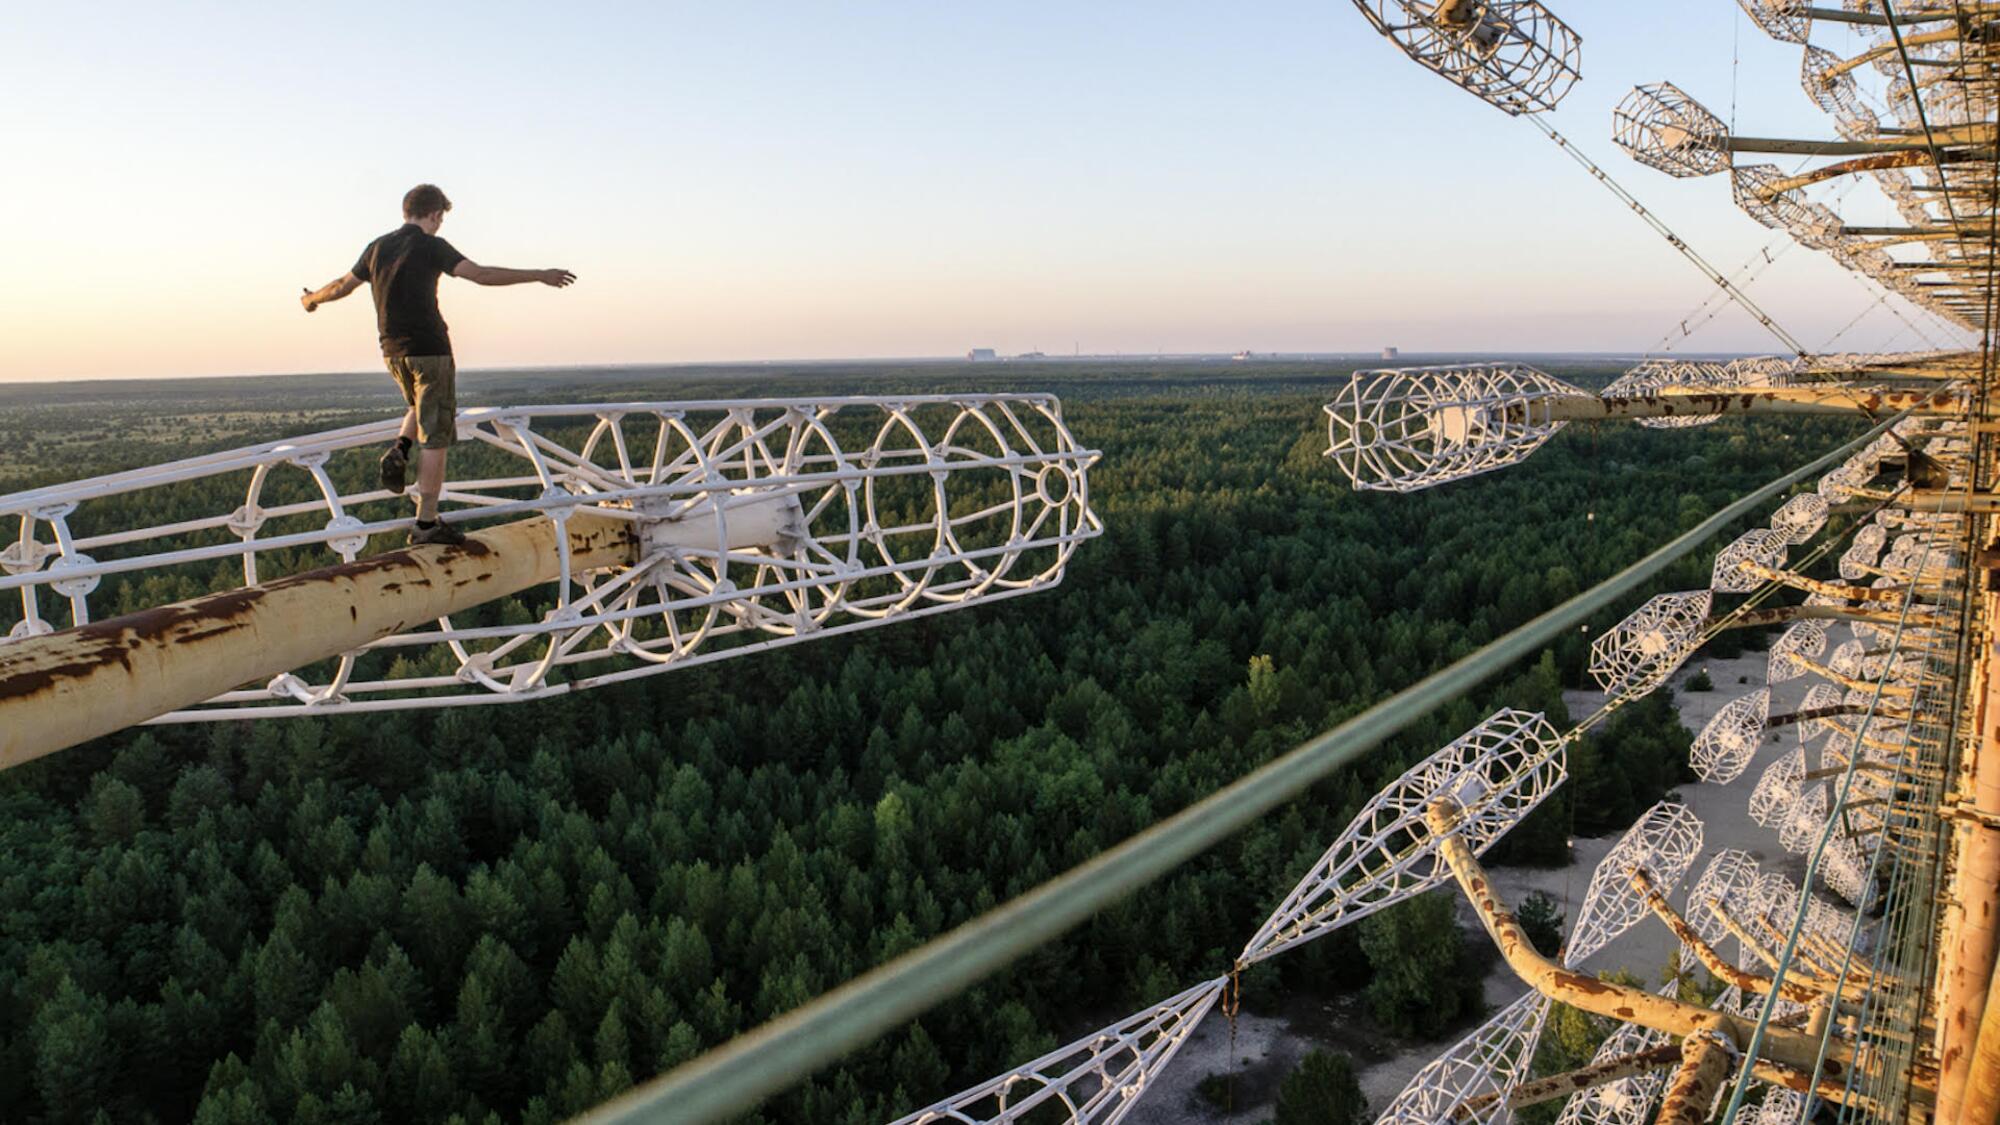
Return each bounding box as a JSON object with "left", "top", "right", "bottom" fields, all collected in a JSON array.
[
  {"left": 1535, "top": 387, "right": 1966, "bottom": 424},
  {"left": 0, "top": 512, "right": 638, "bottom": 770},
  {"left": 1964, "top": 934, "right": 2000, "bottom": 1123},
  {"left": 1422, "top": 800, "right": 1876, "bottom": 1097},
  {"left": 1937, "top": 590, "right": 2000, "bottom": 1119},
  {"left": 1658, "top": 1019, "right": 1737, "bottom": 1125},
  {"left": 1631, "top": 871, "right": 1857, "bottom": 1005}
]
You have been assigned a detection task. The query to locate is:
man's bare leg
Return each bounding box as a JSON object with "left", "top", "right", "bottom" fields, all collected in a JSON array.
[
  {"left": 399, "top": 408, "right": 419, "bottom": 443},
  {"left": 415, "top": 448, "right": 447, "bottom": 523}
]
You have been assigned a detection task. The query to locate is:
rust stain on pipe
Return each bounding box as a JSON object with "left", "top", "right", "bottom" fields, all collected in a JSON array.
[{"left": 0, "top": 512, "right": 638, "bottom": 769}]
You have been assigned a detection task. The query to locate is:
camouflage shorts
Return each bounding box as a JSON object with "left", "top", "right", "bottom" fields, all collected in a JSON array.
[{"left": 384, "top": 355, "right": 457, "bottom": 449}]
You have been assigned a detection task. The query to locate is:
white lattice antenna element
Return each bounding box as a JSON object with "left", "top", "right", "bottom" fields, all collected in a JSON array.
[
  {"left": 1737, "top": 0, "right": 1810, "bottom": 43},
  {"left": 1750, "top": 749, "right": 1810, "bottom": 829},
  {"left": 1686, "top": 848, "right": 1766, "bottom": 949},
  {"left": 1551, "top": 1020, "right": 1671, "bottom": 1125},
  {"left": 1780, "top": 783, "right": 1832, "bottom": 853},
  {"left": 1, "top": 397, "right": 1101, "bottom": 719},
  {"left": 1822, "top": 834, "right": 1875, "bottom": 908},
  {"left": 1750, "top": 1089, "right": 1810, "bottom": 1125},
  {"left": 1828, "top": 637, "right": 1868, "bottom": 679},
  {"left": 886, "top": 977, "right": 1225, "bottom": 1125},
  {"left": 1323, "top": 364, "right": 1576, "bottom": 492},
  {"left": 1603, "top": 361, "right": 1726, "bottom": 430},
  {"left": 1840, "top": 523, "right": 1890, "bottom": 580},
  {"left": 1345, "top": 0, "right": 1583, "bottom": 116},
  {"left": 1692, "top": 689, "right": 1772, "bottom": 784},
  {"left": 1376, "top": 991, "right": 1552, "bottom": 1124},
  {"left": 1800, "top": 682, "right": 1848, "bottom": 740},
  {"left": 1769, "top": 493, "right": 1829, "bottom": 544},
  {"left": 1767, "top": 620, "right": 1830, "bottom": 684},
  {"left": 1588, "top": 590, "right": 1714, "bottom": 702},
  {"left": 1818, "top": 457, "right": 1874, "bottom": 502},
  {"left": 1566, "top": 801, "right": 1707, "bottom": 965},
  {"left": 1240, "top": 709, "right": 1565, "bottom": 965},
  {"left": 1613, "top": 82, "right": 1730, "bottom": 177},
  {"left": 1732, "top": 164, "right": 1819, "bottom": 235},
  {"left": 1712, "top": 527, "right": 1790, "bottom": 593}
]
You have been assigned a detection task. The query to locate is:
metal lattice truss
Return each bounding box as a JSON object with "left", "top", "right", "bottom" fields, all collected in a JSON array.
[
  {"left": 1588, "top": 590, "right": 1713, "bottom": 703},
  {"left": 1769, "top": 493, "right": 1830, "bottom": 544},
  {"left": 1768, "top": 620, "right": 1830, "bottom": 684},
  {"left": 1603, "top": 361, "right": 1727, "bottom": 430},
  {"left": 1377, "top": 990, "right": 1551, "bottom": 1124},
  {"left": 1750, "top": 748, "right": 1810, "bottom": 829},
  {"left": 886, "top": 977, "right": 1225, "bottom": 1125},
  {"left": 1712, "top": 527, "right": 1791, "bottom": 593},
  {"left": 1613, "top": 82, "right": 1731, "bottom": 177},
  {"left": 1567, "top": 801, "right": 1707, "bottom": 965},
  {"left": 0, "top": 397, "right": 1101, "bottom": 719},
  {"left": 1323, "top": 364, "right": 1575, "bottom": 492},
  {"left": 1240, "top": 709, "right": 1565, "bottom": 965},
  {"left": 1344, "top": 0, "right": 1583, "bottom": 115},
  {"left": 1692, "top": 689, "right": 1772, "bottom": 784}
]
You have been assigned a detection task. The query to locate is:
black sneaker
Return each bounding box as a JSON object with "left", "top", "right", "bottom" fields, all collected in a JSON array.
[
  {"left": 379, "top": 444, "right": 409, "bottom": 494},
  {"left": 408, "top": 519, "right": 467, "bottom": 548}
]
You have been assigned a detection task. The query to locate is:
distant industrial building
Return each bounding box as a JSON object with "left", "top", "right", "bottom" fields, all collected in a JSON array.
[
  {"left": 1382, "top": 346, "right": 1399, "bottom": 360},
  {"left": 968, "top": 348, "right": 998, "bottom": 362}
]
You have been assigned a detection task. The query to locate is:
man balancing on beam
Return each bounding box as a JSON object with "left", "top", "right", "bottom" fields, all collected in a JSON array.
[{"left": 300, "top": 183, "right": 575, "bottom": 546}]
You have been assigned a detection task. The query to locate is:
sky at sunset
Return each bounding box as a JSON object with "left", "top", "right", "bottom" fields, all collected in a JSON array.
[{"left": 0, "top": 2, "right": 1972, "bottom": 382}]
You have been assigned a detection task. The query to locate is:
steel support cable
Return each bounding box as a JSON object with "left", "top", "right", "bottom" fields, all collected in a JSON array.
[
  {"left": 1719, "top": 484, "right": 1963, "bottom": 1120},
  {"left": 573, "top": 414, "right": 1904, "bottom": 1125},
  {"left": 1525, "top": 114, "right": 1812, "bottom": 356}
]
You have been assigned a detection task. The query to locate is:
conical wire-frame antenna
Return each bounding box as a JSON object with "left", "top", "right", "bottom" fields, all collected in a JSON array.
[
  {"left": 1750, "top": 748, "right": 1809, "bottom": 828},
  {"left": 1767, "top": 620, "right": 1830, "bottom": 684},
  {"left": 1712, "top": 528, "right": 1791, "bottom": 593},
  {"left": 885, "top": 978, "right": 1226, "bottom": 1125},
  {"left": 1614, "top": 82, "right": 1733, "bottom": 177},
  {"left": 1323, "top": 364, "right": 1576, "bottom": 492},
  {"left": 1769, "top": 493, "right": 1829, "bottom": 544},
  {"left": 1345, "top": 0, "right": 1583, "bottom": 115},
  {"left": 1588, "top": 590, "right": 1714, "bottom": 702},
  {"left": 1692, "top": 689, "right": 1773, "bottom": 783},
  {"left": 1238, "top": 708, "right": 1565, "bottom": 964}
]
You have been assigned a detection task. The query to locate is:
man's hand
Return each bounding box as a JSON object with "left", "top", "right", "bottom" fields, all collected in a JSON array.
[
  {"left": 540, "top": 269, "right": 577, "bottom": 288},
  {"left": 302, "top": 273, "right": 361, "bottom": 312}
]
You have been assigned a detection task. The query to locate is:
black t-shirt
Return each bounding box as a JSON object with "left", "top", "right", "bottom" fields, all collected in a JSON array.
[{"left": 351, "top": 224, "right": 468, "bottom": 358}]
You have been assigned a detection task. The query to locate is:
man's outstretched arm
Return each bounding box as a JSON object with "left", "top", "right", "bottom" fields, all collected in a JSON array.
[
  {"left": 301, "top": 272, "right": 363, "bottom": 313},
  {"left": 452, "top": 261, "right": 577, "bottom": 288}
]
